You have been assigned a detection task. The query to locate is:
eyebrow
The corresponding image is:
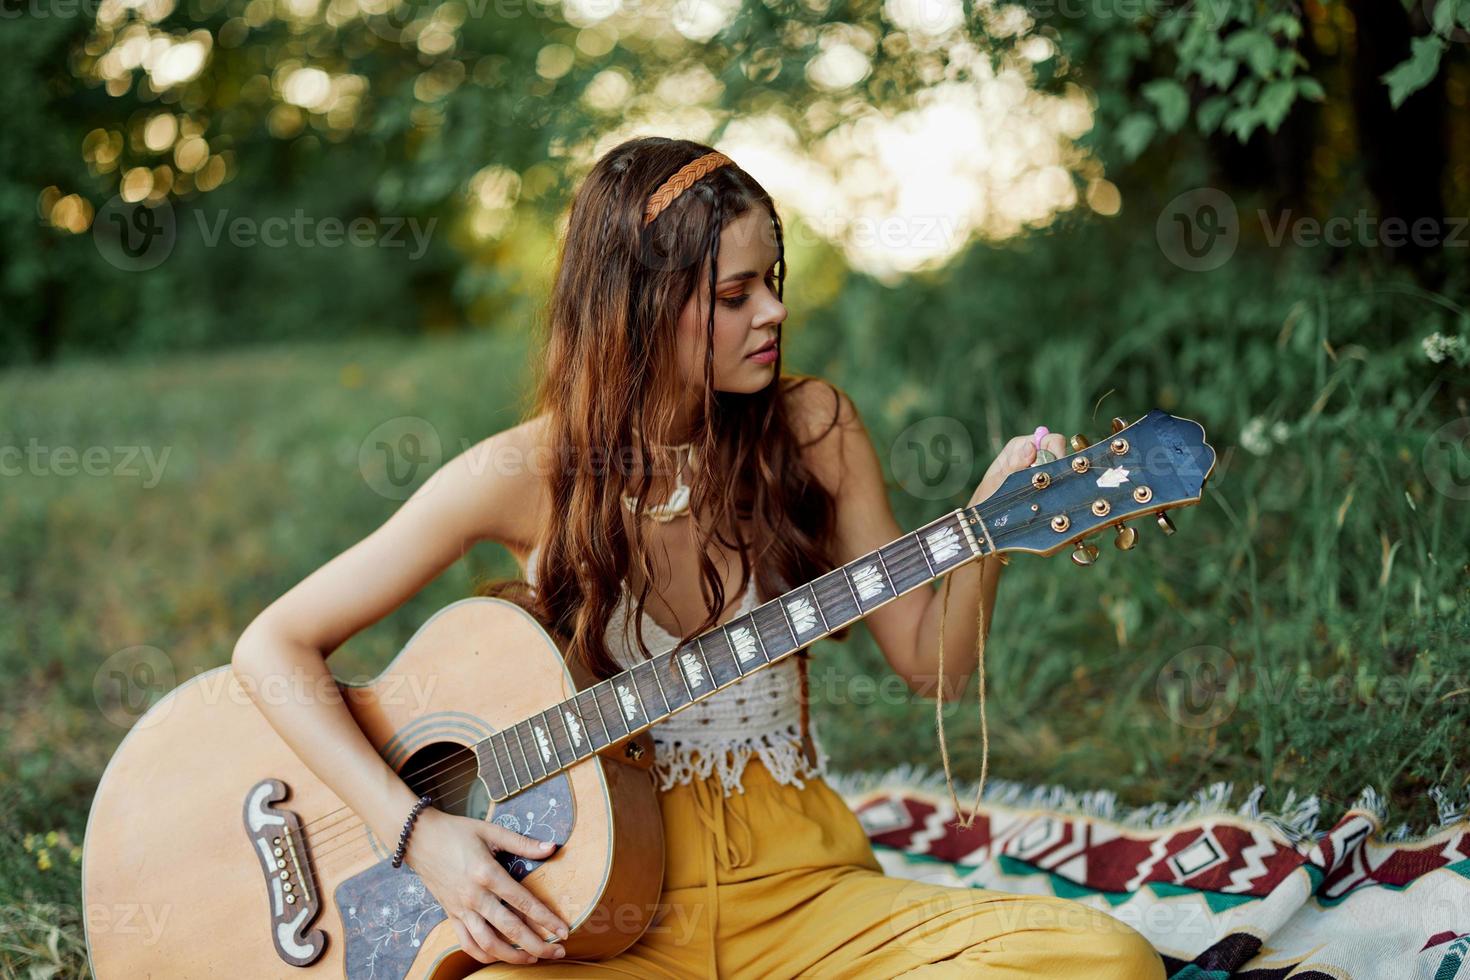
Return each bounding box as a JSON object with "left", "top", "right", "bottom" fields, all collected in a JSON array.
[{"left": 718, "top": 262, "right": 779, "bottom": 286}]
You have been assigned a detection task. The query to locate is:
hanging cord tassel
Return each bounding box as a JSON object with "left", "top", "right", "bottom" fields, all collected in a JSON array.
[{"left": 933, "top": 564, "right": 990, "bottom": 829}]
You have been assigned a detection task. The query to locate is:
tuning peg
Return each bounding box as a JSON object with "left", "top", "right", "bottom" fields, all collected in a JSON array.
[
  {"left": 1070, "top": 541, "right": 1100, "bottom": 566},
  {"left": 1114, "top": 524, "right": 1137, "bottom": 550},
  {"left": 1155, "top": 511, "right": 1176, "bottom": 535},
  {"left": 1110, "top": 417, "right": 1128, "bottom": 434},
  {"left": 1069, "top": 433, "right": 1091, "bottom": 452}
]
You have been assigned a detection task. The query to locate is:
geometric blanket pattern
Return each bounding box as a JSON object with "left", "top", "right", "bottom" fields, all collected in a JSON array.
[{"left": 829, "top": 766, "right": 1470, "bottom": 978}]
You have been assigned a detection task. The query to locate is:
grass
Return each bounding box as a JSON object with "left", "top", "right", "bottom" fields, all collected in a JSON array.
[{"left": 2, "top": 264, "right": 1467, "bottom": 976}]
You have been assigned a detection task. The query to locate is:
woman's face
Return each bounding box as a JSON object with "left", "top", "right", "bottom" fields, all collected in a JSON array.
[{"left": 673, "top": 207, "right": 786, "bottom": 396}]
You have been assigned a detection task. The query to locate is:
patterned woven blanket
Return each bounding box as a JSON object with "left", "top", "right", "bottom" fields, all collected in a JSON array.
[{"left": 829, "top": 766, "right": 1470, "bottom": 978}]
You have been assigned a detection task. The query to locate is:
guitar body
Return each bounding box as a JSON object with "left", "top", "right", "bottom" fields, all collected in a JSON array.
[{"left": 83, "top": 598, "right": 665, "bottom": 979}]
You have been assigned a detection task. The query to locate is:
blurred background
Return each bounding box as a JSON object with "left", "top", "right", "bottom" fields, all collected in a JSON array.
[{"left": 3, "top": 0, "right": 1469, "bottom": 973}]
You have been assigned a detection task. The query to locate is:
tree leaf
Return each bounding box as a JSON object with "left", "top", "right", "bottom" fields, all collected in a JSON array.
[
  {"left": 1223, "top": 29, "right": 1278, "bottom": 78},
  {"left": 1197, "top": 55, "right": 1239, "bottom": 90},
  {"left": 1224, "top": 105, "right": 1259, "bottom": 142},
  {"left": 1142, "top": 78, "right": 1191, "bottom": 132},
  {"left": 1381, "top": 35, "right": 1446, "bottom": 108},
  {"left": 1116, "top": 112, "right": 1158, "bottom": 161},
  {"left": 1196, "top": 94, "right": 1231, "bottom": 134},
  {"left": 1296, "top": 76, "right": 1326, "bottom": 101},
  {"left": 1259, "top": 79, "right": 1297, "bottom": 132}
]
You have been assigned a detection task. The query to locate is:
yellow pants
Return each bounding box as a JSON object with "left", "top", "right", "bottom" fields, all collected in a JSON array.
[{"left": 471, "top": 758, "right": 1164, "bottom": 979}]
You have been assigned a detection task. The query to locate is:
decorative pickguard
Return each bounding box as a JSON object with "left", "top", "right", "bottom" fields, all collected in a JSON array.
[
  {"left": 335, "top": 862, "right": 445, "bottom": 980},
  {"left": 489, "top": 774, "right": 572, "bottom": 881},
  {"left": 335, "top": 775, "right": 572, "bottom": 980}
]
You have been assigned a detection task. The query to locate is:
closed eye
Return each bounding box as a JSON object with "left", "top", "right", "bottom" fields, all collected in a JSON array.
[{"left": 721, "top": 270, "right": 779, "bottom": 309}]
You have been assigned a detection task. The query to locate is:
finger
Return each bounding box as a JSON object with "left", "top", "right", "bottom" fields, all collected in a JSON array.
[
  {"left": 478, "top": 826, "right": 571, "bottom": 938},
  {"left": 464, "top": 908, "right": 534, "bottom": 965},
  {"left": 481, "top": 895, "right": 566, "bottom": 960},
  {"left": 1042, "top": 433, "right": 1066, "bottom": 460},
  {"left": 451, "top": 914, "right": 493, "bottom": 964},
  {"left": 484, "top": 822, "right": 561, "bottom": 861}
]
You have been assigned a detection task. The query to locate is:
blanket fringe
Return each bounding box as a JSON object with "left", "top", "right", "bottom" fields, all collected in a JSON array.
[{"left": 825, "top": 764, "right": 1470, "bottom": 846}]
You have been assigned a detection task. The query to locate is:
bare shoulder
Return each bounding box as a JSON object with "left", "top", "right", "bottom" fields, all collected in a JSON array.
[
  {"left": 446, "top": 412, "right": 553, "bottom": 553},
  {"left": 780, "top": 374, "right": 866, "bottom": 495}
]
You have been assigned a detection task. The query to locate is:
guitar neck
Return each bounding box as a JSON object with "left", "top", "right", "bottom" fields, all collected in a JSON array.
[{"left": 476, "top": 505, "right": 994, "bottom": 801}]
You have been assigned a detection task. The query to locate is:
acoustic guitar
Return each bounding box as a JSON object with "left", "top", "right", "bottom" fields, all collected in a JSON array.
[{"left": 82, "top": 409, "right": 1214, "bottom": 979}]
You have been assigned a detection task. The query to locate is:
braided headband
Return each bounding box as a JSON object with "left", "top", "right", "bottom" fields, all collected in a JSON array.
[{"left": 642, "top": 151, "right": 734, "bottom": 227}]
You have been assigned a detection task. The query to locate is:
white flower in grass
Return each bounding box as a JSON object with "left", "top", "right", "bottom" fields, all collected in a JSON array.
[
  {"left": 1422, "top": 332, "right": 1469, "bottom": 365},
  {"left": 1240, "top": 417, "right": 1272, "bottom": 456}
]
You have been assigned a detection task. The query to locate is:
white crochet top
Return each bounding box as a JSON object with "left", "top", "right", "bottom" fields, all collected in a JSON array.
[{"left": 524, "top": 544, "right": 830, "bottom": 797}]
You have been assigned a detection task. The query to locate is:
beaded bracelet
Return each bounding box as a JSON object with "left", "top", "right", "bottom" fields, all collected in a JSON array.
[{"left": 391, "top": 794, "right": 434, "bottom": 869}]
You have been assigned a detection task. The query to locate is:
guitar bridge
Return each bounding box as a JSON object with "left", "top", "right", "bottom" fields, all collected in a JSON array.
[{"left": 243, "top": 778, "right": 327, "bottom": 967}]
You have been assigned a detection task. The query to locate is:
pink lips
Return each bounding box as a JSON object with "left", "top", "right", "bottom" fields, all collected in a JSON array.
[{"left": 747, "top": 341, "right": 778, "bottom": 363}]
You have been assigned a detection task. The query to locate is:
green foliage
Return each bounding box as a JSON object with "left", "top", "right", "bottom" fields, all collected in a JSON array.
[{"left": 1383, "top": 35, "right": 1447, "bottom": 108}]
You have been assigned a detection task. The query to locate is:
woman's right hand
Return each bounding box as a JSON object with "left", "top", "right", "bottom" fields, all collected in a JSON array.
[{"left": 405, "top": 808, "right": 571, "bottom": 965}]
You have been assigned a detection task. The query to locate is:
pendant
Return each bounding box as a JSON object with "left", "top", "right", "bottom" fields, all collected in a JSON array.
[{"left": 622, "top": 478, "right": 691, "bottom": 522}]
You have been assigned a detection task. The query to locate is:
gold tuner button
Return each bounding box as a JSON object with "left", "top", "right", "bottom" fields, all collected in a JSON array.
[
  {"left": 1071, "top": 542, "right": 1100, "bottom": 566},
  {"left": 1114, "top": 524, "right": 1137, "bottom": 550},
  {"left": 1111, "top": 417, "right": 1127, "bottom": 434},
  {"left": 1032, "top": 471, "right": 1052, "bottom": 490},
  {"left": 1069, "top": 433, "right": 1091, "bottom": 452},
  {"left": 1050, "top": 514, "right": 1071, "bottom": 532},
  {"left": 1156, "top": 512, "right": 1176, "bottom": 535},
  {"left": 1109, "top": 437, "right": 1129, "bottom": 455}
]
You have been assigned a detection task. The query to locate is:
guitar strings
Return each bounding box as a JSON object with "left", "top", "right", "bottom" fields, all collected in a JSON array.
[
  {"left": 298, "top": 451, "right": 1131, "bottom": 843},
  {"left": 304, "top": 542, "right": 956, "bottom": 865},
  {"left": 303, "top": 491, "right": 1156, "bottom": 869}
]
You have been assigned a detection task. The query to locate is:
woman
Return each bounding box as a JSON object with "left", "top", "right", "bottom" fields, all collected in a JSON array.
[{"left": 232, "top": 137, "right": 1164, "bottom": 978}]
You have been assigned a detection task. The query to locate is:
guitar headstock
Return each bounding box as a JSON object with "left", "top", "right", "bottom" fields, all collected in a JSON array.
[{"left": 963, "top": 410, "right": 1215, "bottom": 564}]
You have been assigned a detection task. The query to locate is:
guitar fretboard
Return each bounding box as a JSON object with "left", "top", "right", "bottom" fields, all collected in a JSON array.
[{"left": 474, "top": 507, "right": 991, "bottom": 801}]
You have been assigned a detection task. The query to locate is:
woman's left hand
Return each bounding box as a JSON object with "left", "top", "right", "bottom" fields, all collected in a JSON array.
[{"left": 967, "top": 428, "right": 1068, "bottom": 508}]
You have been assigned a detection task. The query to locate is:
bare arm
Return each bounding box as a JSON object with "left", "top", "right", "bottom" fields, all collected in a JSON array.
[
  {"left": 795, "top": 383, "right": 1066, "bottom": 701},
  {"left": 230, "top": 424, "right": 569, "bottom": 964}
]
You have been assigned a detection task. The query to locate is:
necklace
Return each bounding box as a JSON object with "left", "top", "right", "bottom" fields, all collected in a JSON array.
[{"left": 622, "top": 428, "right": 696, "bottom": 522}]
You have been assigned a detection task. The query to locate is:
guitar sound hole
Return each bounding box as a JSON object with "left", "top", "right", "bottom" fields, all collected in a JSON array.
[{"left": 398, "top": 741, "right": 489, "bottom": 821}]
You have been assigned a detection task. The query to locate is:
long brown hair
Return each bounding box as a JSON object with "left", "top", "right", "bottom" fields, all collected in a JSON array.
[{"left": 477, "top": 136, "right": 848, "bottom": 681}]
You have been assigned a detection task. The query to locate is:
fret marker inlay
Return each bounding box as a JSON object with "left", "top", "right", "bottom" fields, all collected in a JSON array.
[
  {"left": 786, "top": 597, "right": 818, "bottom": 634},
  {"left": 925, "top": 525, "right": 961, "bottom": 564},
  {"left": 563, "top": 710, "right": 583, "bottom": 748},
  {"left": 533, "top": 725, "right": 552, "bottom": 764},
  {"left": 729, "top": 626, "right": 759, "bottom": 663},
  {"left": 853, "top": 563, "right": 885, "bottom": 600},
  {"left": 680, "top": 651, "right": 707, "bottom": 689},
  {"left": 615, "top": 683, "right": 640, "bottom": 720}
]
